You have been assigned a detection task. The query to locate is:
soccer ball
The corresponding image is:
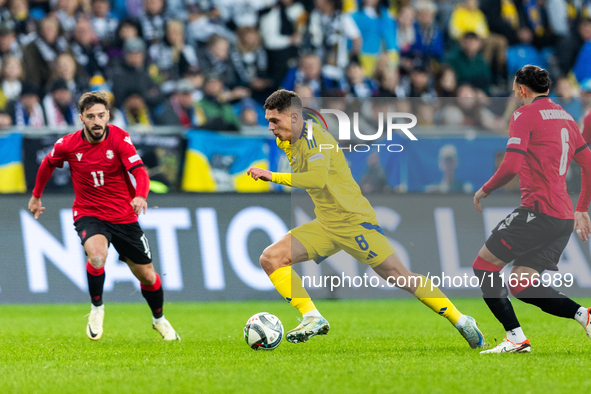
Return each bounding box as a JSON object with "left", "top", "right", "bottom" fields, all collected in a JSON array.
[{"left": 244, "top": 312, "right": 284, "bottom": 350}]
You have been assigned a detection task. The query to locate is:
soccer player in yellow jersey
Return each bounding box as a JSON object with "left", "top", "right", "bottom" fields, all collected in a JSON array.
[{"left": 247, "top": 90, "right": 485, "bottom": 348}]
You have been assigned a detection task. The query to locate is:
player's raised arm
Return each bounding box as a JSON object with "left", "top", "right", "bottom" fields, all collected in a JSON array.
[{"left": 474, "top": 112, "right": 530, "bottom": 212}]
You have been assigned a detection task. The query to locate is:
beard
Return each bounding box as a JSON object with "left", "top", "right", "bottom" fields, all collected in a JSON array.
[{"left": 86, "top": 124, "right": 107, "bottom": 141}]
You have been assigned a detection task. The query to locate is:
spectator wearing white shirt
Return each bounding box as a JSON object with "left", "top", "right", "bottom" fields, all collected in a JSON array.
[
  {"left": 308, "top": 0, "right": 361, "bottom": 80},
  {"left": 259, "top": 0, "right": 306, "bottom": 86}
]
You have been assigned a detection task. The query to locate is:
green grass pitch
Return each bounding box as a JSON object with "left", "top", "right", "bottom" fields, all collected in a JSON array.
[{"left": 1, "top": 298, "right": 590, "bottom": 394}]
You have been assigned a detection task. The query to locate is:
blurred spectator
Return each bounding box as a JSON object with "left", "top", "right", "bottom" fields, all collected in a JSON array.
[
  {"left": 140, "top": 0, "right": 166, "bottom": 44},
  {"left": 425, "top": 144, "right": 473, "bottom": 193},
  {"left": 43, "top": 78, "right": 79, "bottom": 127},
  {"left": 343, "top": 61, "right": 377, "bottom": 97},
  {"left": 282, "top": 53, "right": 341, "bottom": 96},
  {"left": 259, "top": 0, "right": 306, "bottom": 86},
  {"left": 352, "top": 0, "right": 399, "bottom": 76},
  {"left": 71, "top": 17, "right": 109, "bottom": 78},
  {"left": 194, "top": 74, "right": 241, "bottom": 131},
  {"left": 154, "top": 79, "right": 198, "bottom": 127},
  {"left": 552, "top": 77, "right": 582, "bottom": 121},
  {"left": 183, "top": 68, "right": 204, "bottom": 102},
  {"left": 107, "top": 18, "right": 143, "bottom": 61},
  {"left": 506, "top": 27, "right": 545, "bottom": 77},
  {"left": 373, "top": 54, "right": 404, "bottom": 96},
  {"left": 122, "top": 88, "right": 153, "bottom": 126},
  {"left": 54, "top": 0, "right": 81, "bottom": 38},
  {"left": 23, "top": 16, "right": 69, "bottom": 90},
  {"left": 437, "top": 83, "right": 503, "bottom": 130},
  {"left": 0, "top": 21, "right": 23, "bottom": 63},
  {"left": 185, "top": 3, "right": 236, "bottom": 47},
  {"left": 360, "top": 152, "right": 388, "bottom": 193},
  {"left": 232, "top": 26, "right": 273, "bottom": 103},
  {"left": 448, "top": 0, "right": 489, "bottom": 40},
  {"left": 1, "top": 55, "right": 23, "bottom": 100},
  {"left": 10, "top": 82, "right": 46, "bottom": 127},
  {"left": 411, "top": 0, "right": 444, "bottom": 62},
  {"left": 110, "top": 37, "right": 161, "bottom": 108},
  {"left": 215, "top": 0, "right": 274, "bottom": 28},
  {"left": 0, "top": 0, "right": 11, "bottom": 23},
  {"left": 9, "top": 0, "right": 37, "bottom": 43},
  {"left": 397, "top": 5, "right": 416, "bottom": 58},
  {"left": 403, "top": 65, "right": 437, "bottom": 97},
  {"left": 573, "top": 18, "right": 591, "bottom": 82},
  {"left": 90, "top": 0, "right": 119, "bottom": 45},
  {"left": 435, "top": 65, "right": 457, "bottom": 97},
  {"left": 445, "top": 31, "right": 492, "bottom": 93},
  {"left": 240, "top": 98, "right": 260, "bottom": 126},
  {"left": 479, "top": 0, "right": 519, "bottom": 45},
  {"left": 308, "top": 0, "right": 361, "bottom": 81},
  {"left": 150, "top": 19, "right": 198, "bottom": 89},
  {"left": 198, "top": 35, "right": 241, "bottom": 91},
  {"left": 51, "top": 52, "right": 87, "bottom": 100}
]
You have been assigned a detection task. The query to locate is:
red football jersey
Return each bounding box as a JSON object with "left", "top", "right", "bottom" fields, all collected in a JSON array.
[
  {"left": 46, "top": 125, "right": 144, "bottom": 224},
  {"left": 582, "top": 108, "right": 591, "bottom": 145},
  {"left": 505, "top": 97, "right": 586, "bottom": 219}
]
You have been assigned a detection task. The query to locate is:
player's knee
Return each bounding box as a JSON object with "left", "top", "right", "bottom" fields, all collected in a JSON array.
[
  {"left": 138, "top": 268, "right": 157, "bottom": 285},
  {"left": 88, "top": 255, "right": 106, "bottom": 269},
  {"left": 260, "top": 245, "right": 288, "bottom": 273}
]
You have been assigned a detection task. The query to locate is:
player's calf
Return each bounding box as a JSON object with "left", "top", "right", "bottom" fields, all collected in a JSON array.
[{"left": 508, "top": 268, "right": 591, "bottom": 338}]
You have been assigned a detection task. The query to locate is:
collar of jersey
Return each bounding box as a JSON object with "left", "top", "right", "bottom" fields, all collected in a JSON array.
[
  {"left": 81, "top": 125, "right": 110, "bottom": 143},
  {"left": 532, "top": 95, "right": 549, "bottom": 103}
]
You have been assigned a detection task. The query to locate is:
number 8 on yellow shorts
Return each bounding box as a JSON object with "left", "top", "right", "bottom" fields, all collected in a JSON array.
[{"left": 290, "top": 219, "right": 395, "bottom": 268}]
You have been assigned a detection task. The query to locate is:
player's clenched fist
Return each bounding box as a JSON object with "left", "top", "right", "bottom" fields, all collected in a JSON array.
[
  {"left": 130, "top": 196, "right": 148, "bottom": 215},
  {"left": 247, "top": 167, "right": 273, "bottom": 182},
  {"left": 28, "top": 196, "right": 46, "bottom": 219}
]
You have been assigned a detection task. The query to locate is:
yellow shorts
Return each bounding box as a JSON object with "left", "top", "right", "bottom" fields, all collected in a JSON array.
[{"left": 290, "top": 219, "right": 395, "bottom": 268}]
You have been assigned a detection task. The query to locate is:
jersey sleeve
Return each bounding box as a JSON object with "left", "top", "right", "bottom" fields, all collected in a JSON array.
[
  {"left": 505, "top": 112, "right": 531, "bottom": 155},
  {"left": 45, "top": 137, "right": 67, "bottom": 168},
  {"left": 581, "top": 110, "right": 591, "bottom": 145},
  {"left": 117, "top": 131, "right": 144, "bottom": 172}
]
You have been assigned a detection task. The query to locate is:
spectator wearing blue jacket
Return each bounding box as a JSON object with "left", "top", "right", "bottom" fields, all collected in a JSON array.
[
  {"left": 410, "top": 1, "right": 444, "bottom": 62},
  {"left": 352, "top": 0, "right": 398, "bottom": 76},
  {"left": 506, "top": 27, "right": 546, "bottom": 77},
  {"left": 573, "top": 33, "right": 591, "bottom": 83}
]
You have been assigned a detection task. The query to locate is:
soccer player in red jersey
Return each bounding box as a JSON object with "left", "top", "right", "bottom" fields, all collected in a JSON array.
[
  {"left": 472, "top": 65, "right": 591, "bottom": 353},
  {"left": 28, "top": 92, "right": 180, "bottom": 341}
]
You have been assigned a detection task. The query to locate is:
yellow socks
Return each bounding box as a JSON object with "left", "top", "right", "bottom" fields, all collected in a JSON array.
[
  {"left": 413, "top": 275, "right": 462, "bottom": 325},
  {"left": 268, "top": 266, "right": 316, "bottom": 315}
]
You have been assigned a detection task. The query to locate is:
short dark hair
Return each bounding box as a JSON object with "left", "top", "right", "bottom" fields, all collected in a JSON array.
[
  {"left": 78, "top": 91, "right": 110, "bottom": 113},
  {"left": 515, "top": 65, "right": 551, "bottom": 94},
  {"left": 263, "top": 89, "right": 301, "bottom": 113}
]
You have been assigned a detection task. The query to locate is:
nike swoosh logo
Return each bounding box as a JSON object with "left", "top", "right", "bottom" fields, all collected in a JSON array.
[{"left": 88, "top": 325, "right": 98, "bottom": 338}]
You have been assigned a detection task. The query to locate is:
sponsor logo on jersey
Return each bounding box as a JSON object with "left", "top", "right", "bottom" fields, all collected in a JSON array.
[
  {"left": 106, "top": 150, "right": 114, "bottom": 159},
  {"left": 539, "top": 109, "right": 574, "bottom": 121},
  {"left": 507, "top": 137, "right": 521, "bottom": 145},
  {"left": 308, "top": 153, "right": 325, "bottom": 163},
  {"left": 124, "top": 136, "right": 132, "bottom": 145},
  {"left": 128, "top": 154, "right": 141, "bottom": 163},
  {"left": 76, "top": 153, "right": 83, "bottom": 161},
  {"left": 513, "top": 111, "right": 522, "bottom": 121}
]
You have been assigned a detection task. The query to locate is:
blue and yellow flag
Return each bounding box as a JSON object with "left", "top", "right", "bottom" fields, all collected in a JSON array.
[
  {"left": 0, "top": 132, "right": 26, "bottom": 193},
  {"left": 182, "top": 130, "right": 271, "bottom": 192}
]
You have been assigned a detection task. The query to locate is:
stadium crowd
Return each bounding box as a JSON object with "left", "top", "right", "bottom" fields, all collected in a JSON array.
[{"left": 0, "top": 0, "right": 590, "bottom": 131}]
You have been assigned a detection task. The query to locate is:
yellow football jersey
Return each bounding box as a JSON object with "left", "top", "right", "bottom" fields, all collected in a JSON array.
[{"left": 276, "top": 122, "right": 377, "bottom": 227}]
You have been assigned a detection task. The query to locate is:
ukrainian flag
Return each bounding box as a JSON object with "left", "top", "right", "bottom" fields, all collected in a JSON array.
[
  {"left": 0, "top": 132, "right": 26, "bottom": 193},
  {"left": 182, "top": 130, "right": 271, "bottom": 192}
]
